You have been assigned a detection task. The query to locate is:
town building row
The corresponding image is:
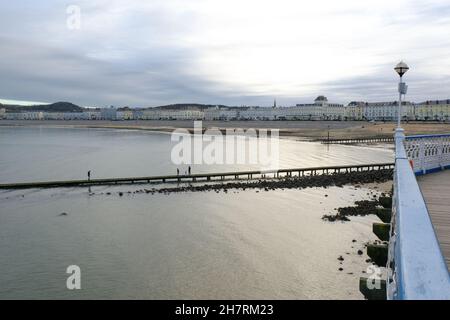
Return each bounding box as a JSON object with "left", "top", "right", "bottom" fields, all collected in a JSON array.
[{"left": 1, "top": 96, "right": 450, "bottom": 121}]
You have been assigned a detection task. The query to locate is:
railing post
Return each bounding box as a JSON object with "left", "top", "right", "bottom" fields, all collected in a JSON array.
[
  {"left": 394, "top": 128, "right": 406, "bottom": 159},
  {"left": 420, "top": 139, "right": 426, "bottom": 174}
]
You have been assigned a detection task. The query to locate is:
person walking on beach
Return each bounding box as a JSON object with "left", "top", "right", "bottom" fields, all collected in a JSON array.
[
  {"left": 177, "top": 168, "right": 179, "bottom": 176},
  {"left": 188, "top": 166, "right": 191, "bottom": 175},
  {"left": 87, "top": 170, "right": 91, "bottom": 181}
]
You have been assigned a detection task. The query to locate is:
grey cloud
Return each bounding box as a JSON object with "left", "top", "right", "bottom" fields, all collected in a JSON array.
[
  {"left": 1, "top": 1, "right": 450, "bottom": 107},
  {"left": 319, "top": 65, "right": 450, "bottom": 104},
  {"left": 0, "top": 37, "right": 229, "bottom": 106}
]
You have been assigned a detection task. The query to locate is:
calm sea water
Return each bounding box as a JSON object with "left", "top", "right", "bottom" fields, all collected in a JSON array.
[{"left": 0, "top": 126, "right": 393, "bottom": 299}]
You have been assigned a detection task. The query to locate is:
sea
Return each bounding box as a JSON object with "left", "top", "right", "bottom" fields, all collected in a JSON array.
[{"left": 0, "top": 126, "right": 393, "bottom": 299}]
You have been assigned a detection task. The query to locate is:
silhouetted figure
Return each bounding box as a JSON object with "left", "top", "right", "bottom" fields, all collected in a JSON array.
[
  {"left": 88, "top": 170, "right": 91, "bottom": 181},
  {"left": 177, "top": 168, "right": 179, "bottom": 176},
  {"left": 188, "top": 166, "right": 191, "bottom": 175}
]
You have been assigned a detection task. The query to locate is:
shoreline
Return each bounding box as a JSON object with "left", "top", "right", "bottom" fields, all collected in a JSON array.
[{"left": 1, "top": 119, "right": 449, "bottom": 140}]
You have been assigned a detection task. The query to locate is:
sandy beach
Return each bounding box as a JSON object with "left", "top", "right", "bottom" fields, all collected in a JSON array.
[{"left": 1, "top": 119, "right": 449, "bottom": 140}]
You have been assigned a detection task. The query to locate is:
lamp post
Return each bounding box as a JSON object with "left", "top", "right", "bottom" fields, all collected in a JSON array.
[{"left": 394, "top": 61, "right": 409, "bottom": 128}]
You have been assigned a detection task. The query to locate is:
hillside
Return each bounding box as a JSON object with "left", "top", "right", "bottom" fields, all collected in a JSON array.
[{"left": 4, "top": 102, "right": 83, "bottom": 113}]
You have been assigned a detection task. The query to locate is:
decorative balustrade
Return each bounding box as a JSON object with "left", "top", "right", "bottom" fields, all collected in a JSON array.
[
  {"left": 387, "top": 129, "right": 450, "bottom": 299},
  {"left": 404, "top": 133, "right": 450, "bottom": 175}
]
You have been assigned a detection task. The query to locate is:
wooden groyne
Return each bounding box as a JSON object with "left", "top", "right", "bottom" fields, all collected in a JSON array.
[
  {"left": 317, "top": 136, "right": 394, "bottom": 144},
  {"left": 0, "top": 163, "right": 394, "bottom": 190}
]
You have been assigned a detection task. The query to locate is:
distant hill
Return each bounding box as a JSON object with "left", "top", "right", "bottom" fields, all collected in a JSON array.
[
  {"left": 152, "top": 103, "right": 230, "bottom": 110},
  {"left": 4, "top": 101, "right": 83, "bottom": 113}
]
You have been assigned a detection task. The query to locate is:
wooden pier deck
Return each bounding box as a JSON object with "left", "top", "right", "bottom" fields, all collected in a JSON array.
[
  {"left": 0, "top": 162, "right": 394, "bottom": 190},
  {"left": 418, "top": 170, "right": 450, "bottom": 269}
]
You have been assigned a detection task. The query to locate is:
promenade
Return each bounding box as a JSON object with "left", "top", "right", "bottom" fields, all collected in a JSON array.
[{"left": 418, "top": 170, "right": 450, "bottom": 269}]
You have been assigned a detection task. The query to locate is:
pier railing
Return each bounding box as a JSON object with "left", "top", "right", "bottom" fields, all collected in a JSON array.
[
  {"left": 387, "top": 129, "right": 450, "bottom": 299},
  {"left": 404, "top": 133, "right": 450, "bottom": 175}
]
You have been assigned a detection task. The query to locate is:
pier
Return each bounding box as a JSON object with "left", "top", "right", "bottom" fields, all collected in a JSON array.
[
  {"left": 0, "top": 163, "right": 394, "bottom": 190},
  {"left": 361, "top": 130, "right": 450, "bottom": 300}
]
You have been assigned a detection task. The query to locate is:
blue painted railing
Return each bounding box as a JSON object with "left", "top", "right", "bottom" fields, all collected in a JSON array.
[
  {"left": 404, "top": 133, "right": 450, "bottom": 175},
  {"left": 387, "top": 129, "right": 450, "bottom": 299}
]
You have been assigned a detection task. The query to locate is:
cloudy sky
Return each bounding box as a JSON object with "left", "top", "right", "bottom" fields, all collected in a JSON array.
[{"left": 1, "top": 0, "right": 449, "bottom": 107}]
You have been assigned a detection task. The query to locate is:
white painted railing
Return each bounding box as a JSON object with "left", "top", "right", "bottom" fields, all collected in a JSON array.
[
  {"left": 387, "top": 129, "right": 450, "bottom": 299},
  {"left": 404, "top": 133, "right": 450, "bottom": 175}
]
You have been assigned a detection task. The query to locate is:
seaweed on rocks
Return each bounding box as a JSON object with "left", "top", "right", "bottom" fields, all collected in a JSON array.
[{"left": 322, "top": 196, "right": 391, "bottom": 222}]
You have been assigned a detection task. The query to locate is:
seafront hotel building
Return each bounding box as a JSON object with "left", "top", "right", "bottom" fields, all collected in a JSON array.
[{"left": 414, "top": 100, "right": 450, "bottom": 121}]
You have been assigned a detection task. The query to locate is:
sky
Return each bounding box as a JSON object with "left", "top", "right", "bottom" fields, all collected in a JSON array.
[{"left": 0, "top": 0, "right": 450, "bottom": 107}]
